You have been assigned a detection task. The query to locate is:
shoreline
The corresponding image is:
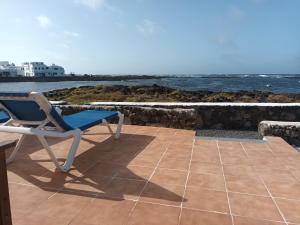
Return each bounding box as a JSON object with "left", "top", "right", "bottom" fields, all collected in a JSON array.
[
  {"left": 0, "top": 75, "right": 166, "bottom": 83},
  {"left": 45, "top": 84, "right": 300, "bottom": 104}
]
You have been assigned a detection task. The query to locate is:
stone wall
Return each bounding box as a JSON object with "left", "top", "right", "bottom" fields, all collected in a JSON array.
[
  {"left": 259, "top": 121, "right": 300, "bottom": 145},
  {"left": 59, "top": 102, "right": 300, "bottom": 131}
]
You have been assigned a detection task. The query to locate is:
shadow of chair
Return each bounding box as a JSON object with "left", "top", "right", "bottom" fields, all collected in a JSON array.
[{"left": 6, "top": 130, "right": 186, "bottom": 204}]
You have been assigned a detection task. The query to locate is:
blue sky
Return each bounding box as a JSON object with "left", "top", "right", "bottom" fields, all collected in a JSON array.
[{"left": 0, "top": 0, "right": 300, "bottom": 74}]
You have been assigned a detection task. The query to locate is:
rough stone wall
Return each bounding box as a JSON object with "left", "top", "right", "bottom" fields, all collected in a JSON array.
[
  {"left": 59, "top": 104, "right": 300, "bottom": 131},
  {"left": 196, "top": 106, "right": 300, "bottom": 130},
  {"left": 259, "top": 121, "right": 300, "bottom": 145}
]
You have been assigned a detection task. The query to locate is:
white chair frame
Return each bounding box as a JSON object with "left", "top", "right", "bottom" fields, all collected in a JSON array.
[{"left": 0, "top": 93, "right": 124, "bottom": 172}]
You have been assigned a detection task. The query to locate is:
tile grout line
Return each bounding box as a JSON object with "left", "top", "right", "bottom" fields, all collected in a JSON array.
[
  {"left": 240, "top": 142, "right": 289, "bottom": 225},
  {"left": 63, "top": 179, "right": 300, "bottom": 203},
  {"left": 216, "top": 140, "right": 235, "bottom": 225},
  {"left": 177, "top": 137, "right": 196, "bottom": 225},
  {"left": 10, "top": 175, "right": 300, "bottom": 203},
  {"left": 125, "top": 129, "right": 176, "bottom": 224},
  {"left": 264, "top": 140, "right": 300, "bottom": 182},
  {"left": 71, "top": 127, "right": 162, "bottom": 225}
]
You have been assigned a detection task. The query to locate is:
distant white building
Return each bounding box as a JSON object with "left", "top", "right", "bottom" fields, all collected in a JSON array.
[
  {"left": 0, "top": 61, "right": 9, "bottom": 66},
  {"left": 0, "top": 61, "right": 65, "bottom": 77},
  {"left": 22, "top": 62, "right": 65, "bottom": 77},
  {"left": 0, "top": 61, "right": 24, "bottom": 77}
]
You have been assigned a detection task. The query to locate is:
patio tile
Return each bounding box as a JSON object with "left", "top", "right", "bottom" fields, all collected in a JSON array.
[
  {"left": 233, "top": 216, "right": 285, "bottom": 225},
  {"left": 85, "top": 162, "right": 121, "bottom": 177},
  {"left": 284, "top": 156, "right": 300, "bottom": 170},
  {"left": 189, "top": 162, "right": 223, "bottom": 175},
  {"left": 129, "top": 153, "right": 161, "bottom": 167},
  {"left": 100, "top": 177, "right": 146, "bottom": 200},
  {"left": 228, "top": 193, "right": 283, "bottom": 221},
  {"left": 220, "top": 154, "right": 251, "bottom": 166},
  {"left": 164, "top": 149, "right": 191, "bottom": 158},
  {"left": 265, "top": 181, "right": 300, "bottom": 200},
  {"left": 194, "top": 138, "right": 216, "bottom": 145},
  {"left": 6, "top": 125, "right": 300, "bottom": 225},
  {"left": 192, "top": 149, "right": 220, "bottom": 164},
  {"left": 246, "top": 152, "right": 276, "bottom": 163},
  {"left": 257, "top": 168, "right": 297, "bottom": 183},
  {"left": 114, "top": 165, "right": 154, "bottom": 180},
  {"left": 97, "top": 151, "right": 137, "bottom": 165},
  {"left": 127, "top": 202, "right": 181, "bottom": 225},
  {"left": 219, "top": 147, "right": 245, "bottom": 155},
  {"left": 223, "top": 164, "right": 257, "bottom": 178},
  {"left": 9, "top": 183, "right": 55, "bottom": 215},
  {"left": 158, "top": 155, "right": 190, "bottom": 170},
  {"left": 14, "top": 213, "right": 71, "bottom": 225},
  {"left": 64, "top": 174, "right": 112, "bottom": 196},
  {"left": 33, "top": 168, "right": 83, "bottom": 190},
  {"left": 140, "top": 183, "right": 184, "bottom": 206},
  {"left": 26, "top": 192, "right": 92, "bottom": 225},
  {"left": 7, "top": 158, "right": 52, "bottom": 184},
  {"left": 167, "top": 144, "right": 193, "bottom": 151},
  {"left": 7, "top": 170, "right": 41, "bottom": 185},
  {"left": 253, "top": 160, "right": 290, "bottom": 171},
  {"left": 225, "top": 175, "right": 269, "bottom": 196},
  {"left": 275, "top": 198, "right": 300, "bottom": 224},
  {"left": 183, "top": 187, "right": 229, "bottom": 213},
  {"left": 291, "top": 170, "right": 300, "bottom": 181},
  {"left": 150, "top": 168, "right": 188, "bottom": 186},
  {"left": 69, "top": 198, "right": 135, "bottom": 225},
  {"left": 179, "top": 208, "right": 232, "bottom": 225},
  {"left": 187, "top": 172, "right": 225, "bottom": 191}
]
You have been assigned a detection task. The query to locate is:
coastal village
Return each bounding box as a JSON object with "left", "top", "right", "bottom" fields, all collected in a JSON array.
[
  {"left": 1, "top": 1, "right": 300, "bottom": 225},
  {"left": 0, "top": 61, "right": 65, "bottom": 77}
]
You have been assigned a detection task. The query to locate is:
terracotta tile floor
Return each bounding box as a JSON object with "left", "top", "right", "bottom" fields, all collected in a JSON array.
[{"left": 2, "top": 125, "right": 300, "bottom": 225}]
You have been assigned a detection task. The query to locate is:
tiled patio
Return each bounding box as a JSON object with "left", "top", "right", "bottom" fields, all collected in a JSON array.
[{"left": 2, "top": 125, "right": 300, "bottom": 225}]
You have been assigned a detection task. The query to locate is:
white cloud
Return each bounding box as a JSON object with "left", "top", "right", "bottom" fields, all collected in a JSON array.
[
  {"left": 74, "top": 0, "right": 121, "bottom": 14},
  {"left": 64, "top": 31, "right": 80, "bottom": 37},
  {"left": 36, "top": 15, "right": 52, "bottom": 29},
  {"left": 48, "top": 31, "right": 80, "bottom": 49},
  {"left": 75, "top": 0, "right": 106, "bottom": 9},
  {"left": 137, "top": 19, "right": 159, "bottom": 35}
]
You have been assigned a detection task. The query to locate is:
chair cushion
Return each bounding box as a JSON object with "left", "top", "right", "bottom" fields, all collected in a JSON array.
[
  {"left": 0, "top": 100, "right": 47, "bottom": 121},
  {"left": 63, "top": 110, "right": 119, "bottom": 131},
  {"left": 0, "top": 111, "right": 10, "bottom": 123}
]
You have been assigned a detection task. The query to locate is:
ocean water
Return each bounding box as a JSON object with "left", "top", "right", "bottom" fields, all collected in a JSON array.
[{"left": 0, "top": 74, "right": 300, "bottom": 93}]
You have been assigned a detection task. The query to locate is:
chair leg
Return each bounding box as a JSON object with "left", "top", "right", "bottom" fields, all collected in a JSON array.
[
  {"left": 37, "top": 136, "right": 63, "bottom": 170},
  {"left": 6, "top": 134, "right": 26, "bottom": 164},
  {"left": 115, "top": 113, "right": 124, "bottom": 139},
  {"left": 61, "top": 131, "right": 81, "bottom": 172},
  {"left": 103, "top": 119, "right": 114, "bottom": 136},
  {"left": 37, "top": 130, "right": 81, "bottom": 172}
]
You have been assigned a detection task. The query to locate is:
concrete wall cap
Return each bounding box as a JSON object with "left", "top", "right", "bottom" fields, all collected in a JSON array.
[{"left": 90, "top": 102, "right": 300, "bottom": 107}]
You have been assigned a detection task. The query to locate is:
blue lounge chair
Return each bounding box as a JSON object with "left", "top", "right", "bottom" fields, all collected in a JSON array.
[
  {"left": 0, "top": 92, "right": 124, "bottom": 172},
  {"left": 0, "top": 111, "right": 10, "bottom": 123}
]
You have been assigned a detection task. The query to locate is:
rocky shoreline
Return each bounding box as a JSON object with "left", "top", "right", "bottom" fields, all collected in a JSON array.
[
  {"left": 46, "top": 85, "right": 300, "bottom": 145},
  {"left": 45, "top": 84, "right": 300, "bottom": 104},
  {"left": 0, "top": 75, "right": 165, "bottom": 82}
]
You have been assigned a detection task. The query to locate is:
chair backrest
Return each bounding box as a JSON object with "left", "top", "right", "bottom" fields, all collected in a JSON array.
[{"left": 0, "top": 92, "right": 73, "bottom": 131}]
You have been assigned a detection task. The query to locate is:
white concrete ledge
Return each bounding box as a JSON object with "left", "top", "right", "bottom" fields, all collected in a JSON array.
[
  {"left": 90, "top": 102, "right": 300, "bottom": 107},
  {"left": 260, "top": 120, "right": 300, "bottom": 126},
  {"left": 49, "top": 100, "right": 67, "bottom": 105}
]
